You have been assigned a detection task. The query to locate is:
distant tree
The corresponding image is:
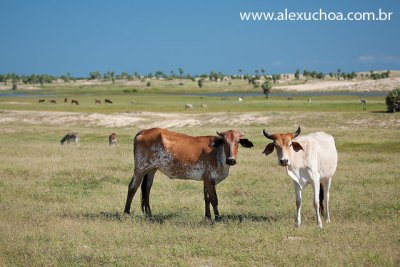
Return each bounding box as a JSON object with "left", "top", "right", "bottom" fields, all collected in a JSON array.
[
  {"left": 198, "top": 79, "right": 203, "bottom": 88},
  {"left": 60, "top": 72, "right": 71, "bottom": 82},
  {"left": 178, "top": 68, "right": 184, "bottom": 78},
  {"left": 386, "top": 88, "right": 400, "bottom": 112},
  {"left": 271, "top": 74, "right": 281, "bottom": 84},
  {"left": 303, "top": 70, "right": 310, "bottom": 78},
  {"left": 209, "top": 71, "right": 218, "bottom": 81},
  {"left": 89, "top": 71, "right": 101, "bottom": 80},
  {"left": 295, "top": 69, "right": 301, "bottom": 79},
  {"left": 120, "top": 71, "right": 129, "bottom": 79},
  {"left": 12, "top": 79, "right": 18, "bottom": 90},
  {"left": 336, "top": 68, "right": 341, "bottom": 80},
  {"left": 154, "top": 70, "right": 165, "bottom": 79},
  {"left": 261, "top": 68, "right": 266, "bottom": 75},
  {"left": 262, "top": 81, "right": 272, "bottom": 98},
  {"left": 316, "top": 72, "right": 325, "bottom": 79}
]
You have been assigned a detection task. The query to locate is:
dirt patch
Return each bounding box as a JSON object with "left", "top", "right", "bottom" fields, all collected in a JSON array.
[{"left": 0, "top": 110, "right": 278, "bottom": 129}]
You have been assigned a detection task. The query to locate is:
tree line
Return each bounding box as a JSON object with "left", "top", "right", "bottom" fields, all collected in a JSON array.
[{"left": 0, "top": 68, "right": 392, "bottom": 90}]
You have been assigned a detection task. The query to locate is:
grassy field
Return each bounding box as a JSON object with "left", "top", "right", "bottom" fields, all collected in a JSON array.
[{"left": 0, "top": 82, "right": 399, "bottom": 266}]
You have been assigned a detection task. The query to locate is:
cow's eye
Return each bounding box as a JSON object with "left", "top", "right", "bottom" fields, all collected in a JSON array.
[{"left": 289, "top": 143, "right": 292, "bottom": 147}]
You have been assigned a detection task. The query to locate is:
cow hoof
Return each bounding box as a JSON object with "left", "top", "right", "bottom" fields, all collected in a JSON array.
[
  {"left": 215, "top": 215, "right": 222, "bottom": 222},
  {"left": 124, "top": 210, "right": 131, "bottom": 214},
  {"left": 326, "top": 218, "right": 331, "bottom": 223},
  {"left": 294, "top": 222, "right": 301, "bottom": 228},
  {"left": 317, "top": 224, "right": 323, "bottom": 229}
]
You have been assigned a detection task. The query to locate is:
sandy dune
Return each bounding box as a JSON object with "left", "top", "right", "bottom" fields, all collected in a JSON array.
[{"left": 278, "top": 77, "right": 400, "bottom": 92}]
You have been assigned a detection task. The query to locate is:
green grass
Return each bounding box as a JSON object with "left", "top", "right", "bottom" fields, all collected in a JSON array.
[{"left": 0, "top": 82, "right": 399, "bottom": 266}]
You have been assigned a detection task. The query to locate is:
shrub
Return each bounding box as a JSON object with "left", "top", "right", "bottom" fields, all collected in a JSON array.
[
  {"left": 262, "top": 81, "right": 272, "bottom": 98},
  {"left": 385, "top": 88, "right": 400, "bottom": 112},
  {"left": 198, "top": 79, "right": 203, "bottom": 88}
]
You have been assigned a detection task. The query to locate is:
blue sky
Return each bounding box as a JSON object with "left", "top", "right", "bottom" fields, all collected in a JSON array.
[{"left": 0, "top": 0, "right": 399, "bottom": 77}]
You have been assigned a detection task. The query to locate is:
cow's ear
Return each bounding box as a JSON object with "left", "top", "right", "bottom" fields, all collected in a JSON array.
[
  {"left": 292, "top": 141, "right": 304, "bottom": 152},
  {"left": 209, "top": 138, "right": 224, "bottom": 148},
  {"left": 239, "top": 138, "right": 254, "bottom": 148},
  {"left": 262, "top": 143, "right": 275, "bottom": 156}
]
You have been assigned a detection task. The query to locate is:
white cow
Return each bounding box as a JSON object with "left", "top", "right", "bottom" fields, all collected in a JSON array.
[{"left": 262, "top": 127, "right": 338, "bottom": 228}]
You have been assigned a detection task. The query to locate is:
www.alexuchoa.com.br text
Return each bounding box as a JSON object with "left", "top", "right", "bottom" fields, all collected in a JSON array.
[{"left": 240, "top": 8, "right": 393, "bottom": 22}]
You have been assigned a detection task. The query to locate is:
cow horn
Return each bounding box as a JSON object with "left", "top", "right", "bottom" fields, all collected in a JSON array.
[
  {"left": 216, "top": 131, "right": 223, "bottom": 137},
  {"left": 293, "top": 126, "right": 301, "bottom": 138},
  {"left": 263, "top": 129, "right": 273, "bottom": 140}
]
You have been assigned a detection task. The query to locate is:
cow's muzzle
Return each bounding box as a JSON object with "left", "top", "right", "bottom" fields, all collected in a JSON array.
[
  {"left": 226, "top": 158, "right": 236, "bottom": 166},
  {"left": 279, "top": 159, "right": 288, "bottom": 166}
]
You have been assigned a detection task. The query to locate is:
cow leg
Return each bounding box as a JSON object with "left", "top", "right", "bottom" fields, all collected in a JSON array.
[
  {"left": 293, "top": 181, "right": 302, "bottom": 228},
  {"left": 203, "top": 178, "right": 219, "bottom": 220},
  {"left": 141, "top": 169, "right": 156, "bottom": 216},
  {"left": 124, "top": 170, "right": 147, "bottom": 214},
  {"left": 203, "top": 185, "right": 211, "bottom": 219},
  {"left": 311, "top": 179, "right": 323, "bottom": 228},
  {"left": 322, "top": 178, "right": 332, "bottom": 223}
]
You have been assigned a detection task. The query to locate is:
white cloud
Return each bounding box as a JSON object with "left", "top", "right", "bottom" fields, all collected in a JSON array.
[
  {"left": 358, "top": 55, "right": 376, "bottom": 63},
  {"left": 358, "top": 54, "right": 400, "bottom": 64}
]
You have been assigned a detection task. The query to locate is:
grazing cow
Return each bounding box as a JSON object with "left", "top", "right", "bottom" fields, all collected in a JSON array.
[
  {"left": 105, "top": 99, "right": 113, "bottom": 104},
  {"left": 95, "top": 99, "right": 101, "bottom": 104},
  {"left": 109, "top": 133, "right": 117, "bottom": 146},
  {"left": 360, "top": 98, "right": 367, "bottom": 105},
  {"left": 38, "top": 99, "right": 45, "bottom": 103},
  {"left": 49, "top": 100, "right": 57, "bottom": 104},
  {"left": 238, "top": 97, "right": 243, "bottom": 102},
  {"left": 262, "top": 127, "right": 337, "bottom": 228},
  {"left": 60, "top": 132, "right": 80, "bottom": 145},
  {"left": 64, "top": 97, "right": 68, "bottom": 103},
  {"left": 71, "top": 99, "right": 79, "bottom": 105},
  {"left": 185, "top": 103, "right": 193, "bottom": 110},
  {"left": 124, "top": 128, "right": 254, "bottom": 219},
  {"left": 200, "top": 103, "right": 208, "bottom": 108}
]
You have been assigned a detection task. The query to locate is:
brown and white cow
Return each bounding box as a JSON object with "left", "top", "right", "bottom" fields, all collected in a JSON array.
[
  {"left": 109, "top": 133, "right": 117, "bottom": 146},
  {"left": 124, "top": 128, "right": 254, "bottom": 220}
]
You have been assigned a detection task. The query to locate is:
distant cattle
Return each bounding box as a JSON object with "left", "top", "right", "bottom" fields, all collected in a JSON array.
[
  {"left": 64, "top": 97, "right": 68, "bottom": 103},
  {"left": 262, "top": 127, "right": 338, "bottom": 228},
  {"left": 124, "top": 128, "right": 254, "bottom": 219},
  {"left": 38, "top": 99, "right": 45, "bottom": 103},
  {"left": 105, "top": 99, "right": 113, "bottom": 104},
  {"left": 109, "top": 133, "right": 117, "bottom": 146},
  {"left": 60, "top": 132, "right": 80, "bottom": 145},
  {"left": 360, "top": 98, "right": 367, "bottom": 104},
  {"left": 95, "top": 99, "right": 101, "bottom": 104},
  {"left": 308, "top": 98, "right": 312, "bottom": 104},
  {"left": 71, "top": 99, "right": 79, "bottom": 105},
  {"left": 185, "top": 103, "right": 193, "bottom": 109},
  {"left": 49, "top": 100, "right": 57, "bottom": 104},
  {"left": 238, "top": 97, "right": 243, "bottom": 102},
  {"left": 200, "top": 104, "right": 208, "bottom": 108}
]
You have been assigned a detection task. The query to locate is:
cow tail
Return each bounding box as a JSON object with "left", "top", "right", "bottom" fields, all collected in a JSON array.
[
  {"left": 140, "top": 174, "right": 148, "bottom": 213},
  {"left": 319, "top": 183, "right": 325, "bottom": 217}
]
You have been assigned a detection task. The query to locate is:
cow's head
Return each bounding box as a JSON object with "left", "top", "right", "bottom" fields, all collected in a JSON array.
[
  {"left": 210, "top": 130, "right": 254, "bottom": 166},
  {"left": 262, "top": 127, "right": 303, "bottom": 166}
]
